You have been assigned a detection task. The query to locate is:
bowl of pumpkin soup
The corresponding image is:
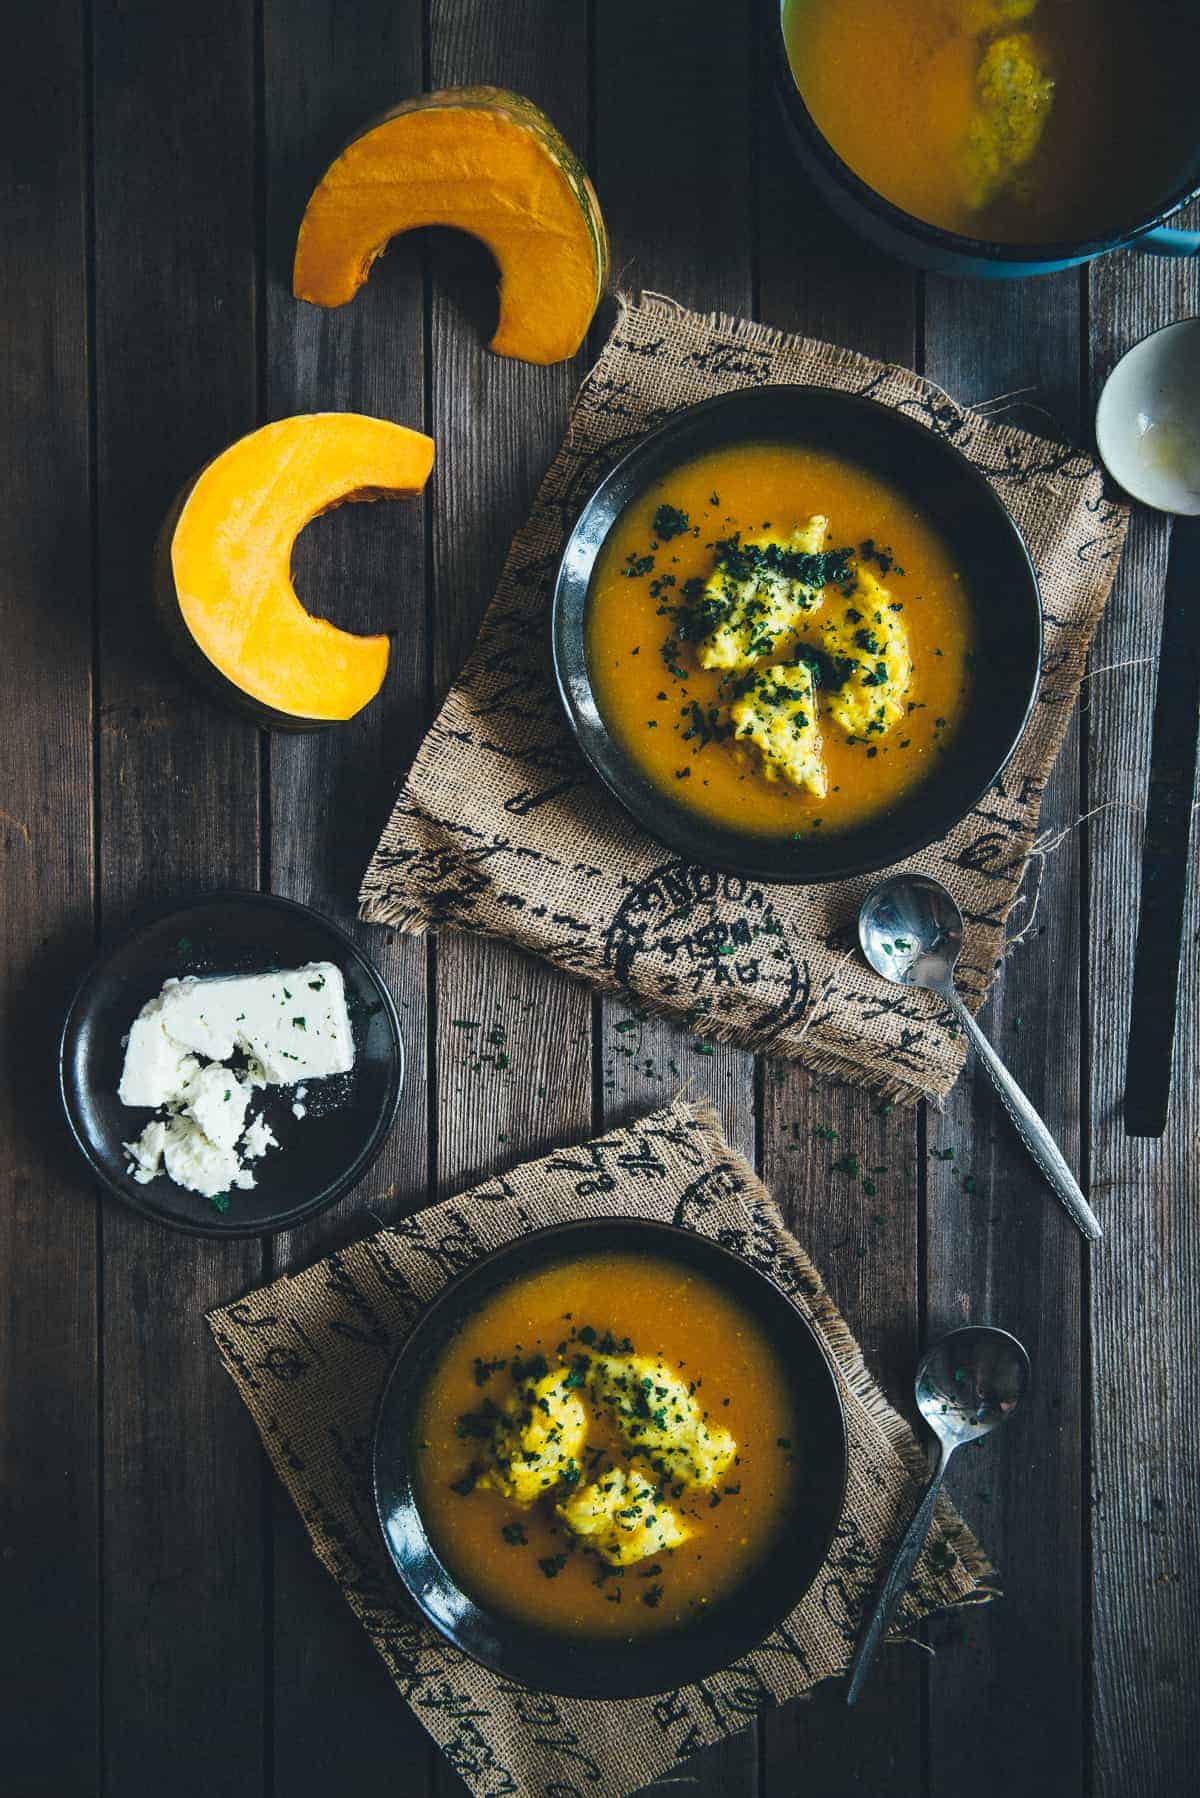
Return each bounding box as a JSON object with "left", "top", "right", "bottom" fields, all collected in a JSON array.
[
  {"left": 373, "top": 1219, "right": 848, "bottom": 1697},
  {"left": 553, "top": 385, "right": 1041, "bottom": 882},
  {"left": 770, "top": 0, "right": 1200, "bottom": 277}
]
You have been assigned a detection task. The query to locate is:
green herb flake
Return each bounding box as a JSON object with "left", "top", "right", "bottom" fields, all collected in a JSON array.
[{"left": 652, "top": 503, "right": 690, "bottom": 540}]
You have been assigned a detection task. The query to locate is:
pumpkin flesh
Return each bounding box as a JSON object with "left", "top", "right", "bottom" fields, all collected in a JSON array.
[
  {"left": 169, "top": 413, "right": 434, "bottom": 724},
  {"left": 293, "top": 89, "right": 607, "bottom": 365}
]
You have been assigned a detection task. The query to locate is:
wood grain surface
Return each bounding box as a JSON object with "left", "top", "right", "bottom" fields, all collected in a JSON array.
[
  {"left": 0, "top": 6, "right": 98, "bottom": 1792},
  {"left": 1, "top": 5, "right": 1196, "bottom": 1797}
]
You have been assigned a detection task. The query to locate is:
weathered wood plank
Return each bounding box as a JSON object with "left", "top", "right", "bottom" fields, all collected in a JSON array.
[
  {"left": 426, "top": 0, "right": 594, "bottom": 1221},
  {"left": 91, "top": 4, "right": 266, "bottom": 1791},
  {"left": 1086, "top": 221, "right": 1200, "bottom": 1797},
  {"left": 262, "top": 9, "right": 432, "bottom": 1258},
  {"left": 755, "top": 36, "right": 924, "bottom": 1783},
  {"left": 0, "top": 6, "right": 98, "bottom": 1792},
  {"left": 424, "top": 4, "right": 594, "bottom": 1783},
  {"left": 922, "top": 270, "right": 1086, "bottom": 1798},
  {"left": 591, "top": 0, "right": 759, "bottom": 1172},
  {"left": 261, "top": 2, "right": 437, "bottom": 1789},
  {"left": 592, "top": 7, "right": 759, "bottom": 1787},
  {"left": 759, "top": 1068, "right": 925, "bottom": 1788}
]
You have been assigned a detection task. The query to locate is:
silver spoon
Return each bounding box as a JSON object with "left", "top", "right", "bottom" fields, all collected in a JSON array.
[
  {"left": 846, "top": 1324, "right": 1030, "bottom": 1705},
  {"left": 859, "top": 873, "right": 1102, "bottom": 1242}
]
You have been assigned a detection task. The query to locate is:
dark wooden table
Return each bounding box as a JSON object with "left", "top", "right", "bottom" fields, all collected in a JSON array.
[{"left": 3, "top": 4, "right": 1197, "bottom": 1794}]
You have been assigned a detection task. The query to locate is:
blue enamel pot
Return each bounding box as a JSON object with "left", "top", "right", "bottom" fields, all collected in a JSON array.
[{"left": 767, "top": 0, "right": 1200, "bottom": 279}]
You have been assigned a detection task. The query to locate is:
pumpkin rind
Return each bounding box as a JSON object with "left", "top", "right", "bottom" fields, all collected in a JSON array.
[
  {"left": 293, "top": 86, "right": 608, "bottom": 365},
  {"left": 156, "top": 413, "right": 434, "bottom": 731}
]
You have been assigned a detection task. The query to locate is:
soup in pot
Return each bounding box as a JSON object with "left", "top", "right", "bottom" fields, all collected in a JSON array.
[{"left": 784, "top": 0, "right": 1198, "bottom": 244}]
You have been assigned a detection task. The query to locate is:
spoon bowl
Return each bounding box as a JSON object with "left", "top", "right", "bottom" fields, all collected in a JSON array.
[
  {"left": 858, "top": 873, "right": 1102, "bottom": 1242},
  {"left": 916, "top": 1325, "right": 1031, "bottom": 1449},
  {"left": 846, "top": 1324, "right": 1029, "bottom": 1703},
  {"left": 858, "top": 872, "right": 964, "bottom": 991}
]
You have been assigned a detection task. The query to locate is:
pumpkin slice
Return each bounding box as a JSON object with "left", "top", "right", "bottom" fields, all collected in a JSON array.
[
  {"left": 293, "top": 87, "right": 608, "bottom": 365},
  {"left": 157, "top": 413, "right": 434, "bottom": 730}
]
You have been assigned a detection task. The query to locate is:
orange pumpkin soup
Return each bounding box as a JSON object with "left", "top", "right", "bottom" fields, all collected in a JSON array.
[
  {"left": 585, "top": 441, "right": 972, "bottom": 838},
  {"left": 783, "top": 0, "right": 1194, "bottom": 244},
  {"left": 414, "top": 1251, "right": 801, "bottom": 1637}
]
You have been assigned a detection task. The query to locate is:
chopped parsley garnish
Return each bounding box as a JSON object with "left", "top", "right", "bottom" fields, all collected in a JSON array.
[
  {"left": 711, "top": 533, "right": 852, "bottom": 592},
  {"left": 473, "top": 1355, "right": 508, "bottom": 1387},
  {"left": 652, "top": 503, "right": 690, "bottom": 540},
  {"left": 455, "top": 1401, "right": 500, "bottom": 1441},
  {"left": 622, "top": 553, "right": 655, "bottom": 579}
]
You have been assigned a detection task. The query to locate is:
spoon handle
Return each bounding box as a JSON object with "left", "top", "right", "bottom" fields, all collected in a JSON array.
[
  {"left": 944, "top": 988, "right": 1103, "bottom": 1242},
  {"left": 846, "top": 1442, "right": 951, "bottom": 1705}
]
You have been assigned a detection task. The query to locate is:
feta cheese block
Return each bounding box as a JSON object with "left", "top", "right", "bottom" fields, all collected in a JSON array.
[
  {"left": 154, "top": 963, "right": 354, "bottom": 1084},
  {"left": 118, "top": 994, "right": 201, "bottom": 1107},
  {"left": 116, "top": 960, "right": 354, "bottom": 1205}
]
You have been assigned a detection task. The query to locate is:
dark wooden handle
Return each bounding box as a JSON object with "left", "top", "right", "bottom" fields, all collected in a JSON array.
[{"left": 1124, "top": 512, "right": 1200, "bottom": 1137}]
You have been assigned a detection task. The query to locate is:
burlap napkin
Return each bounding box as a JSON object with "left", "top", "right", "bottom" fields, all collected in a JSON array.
[
  {"left": 209, "top": 1099, "right": 993, "bottom": 1798},
  {"left": 360, "top": 293, "right": 1128, "bottom": 1104}
]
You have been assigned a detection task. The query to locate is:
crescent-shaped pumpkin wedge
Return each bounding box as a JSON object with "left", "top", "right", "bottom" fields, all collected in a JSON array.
[
  {"left": 155, "top": 413, "right": 434, "bottom": 730},
  {"left": 293, "top": 87, "right": 608, "bottom": 365}
]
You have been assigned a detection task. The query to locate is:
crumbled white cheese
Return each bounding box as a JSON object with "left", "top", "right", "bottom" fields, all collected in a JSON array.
[
  {"left": 180, "top": 1062, "right": 251, "bottom": 1152},
  {"left": 123, "top": 1118, "right": 171, "bottom": 1184},
  {"left": 240, "top": 1115, "right": 278, "bottom": 1160},
  {"left": 154, "top": 963, "right": 353, "bottom": 1084},
  {"left": 160, "top": 1116, "right": 245, "bottom": 1199},
  {"left": 125, "top": 1115, "right": 252, "bottom": 1199},
  {"left": 116, "top": 961, "right": 355, "bottom": 1205}
]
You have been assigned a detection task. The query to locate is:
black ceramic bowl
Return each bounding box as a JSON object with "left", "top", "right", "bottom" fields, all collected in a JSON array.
[
  {"left": 373, "top": 1218, "right": 849, "bottom": 1699},
  {"left": 552, "top": 384, "right": 1042, "bottom": 883},
  {"left": 59, "top": 890, "right": 403, "bottom": 1238}
]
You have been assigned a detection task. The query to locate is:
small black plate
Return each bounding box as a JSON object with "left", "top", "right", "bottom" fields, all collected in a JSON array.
[
  {"left": 59, "top": 890, "right": 403, "bottom": 1238},
  {"left": 552, "top": 384, "right": 1042, "bottom": 883},
  {"left": 373, "top": 1218, "right": 849, "bottom": 1699}
]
